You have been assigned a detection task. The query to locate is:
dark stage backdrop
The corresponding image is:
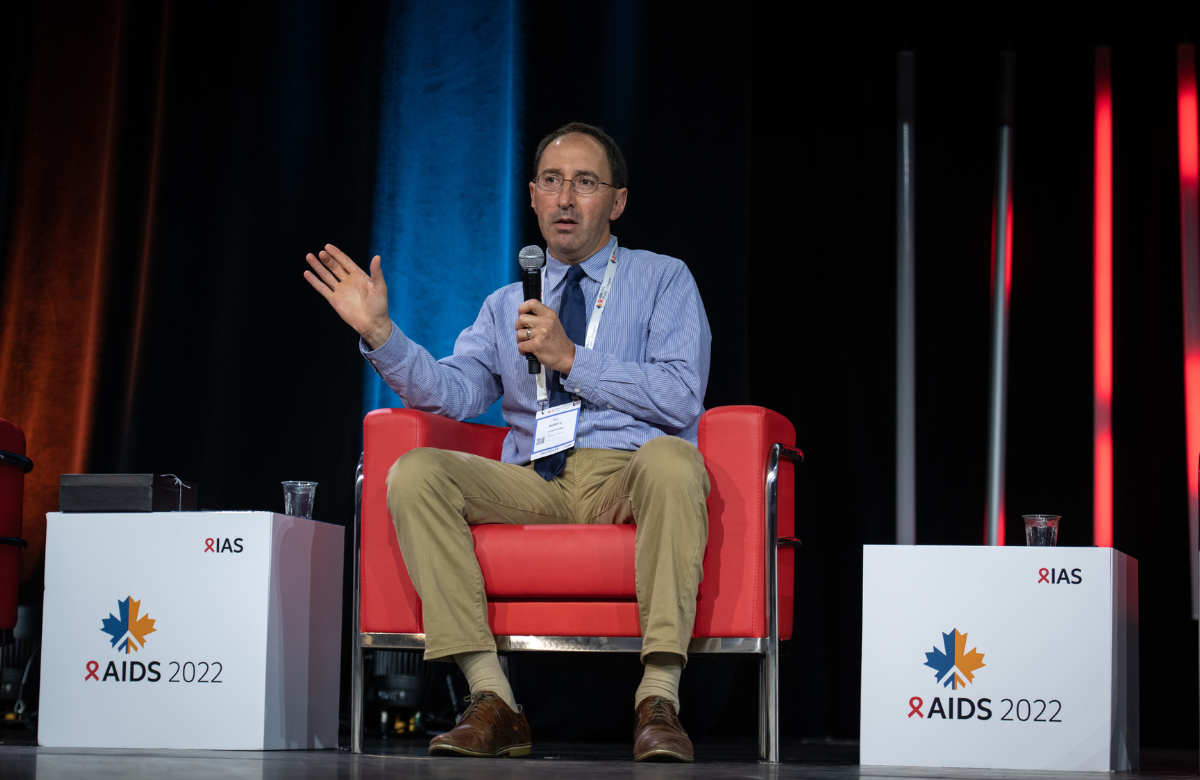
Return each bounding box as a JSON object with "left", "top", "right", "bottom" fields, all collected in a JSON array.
[{"left": 2, "top": 0, "right": 1200, "bottom": 748}]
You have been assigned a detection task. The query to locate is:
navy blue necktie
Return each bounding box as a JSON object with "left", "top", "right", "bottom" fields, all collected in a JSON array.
[{"left": 534, "top": 264, "right": 588, "bottom": 480}]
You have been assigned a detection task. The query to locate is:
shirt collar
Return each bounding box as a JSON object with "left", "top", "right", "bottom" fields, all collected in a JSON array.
[{"left": 545, "top": 236, "right": 616, "bottom": 289}]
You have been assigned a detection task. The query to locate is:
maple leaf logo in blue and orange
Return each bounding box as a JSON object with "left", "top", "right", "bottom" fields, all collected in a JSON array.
[
  {"left": 923, "top": 629, "right": 985, "bottom": 690},
  {"left": 100, "top": 597, "right": 157, "bottom": 654}
]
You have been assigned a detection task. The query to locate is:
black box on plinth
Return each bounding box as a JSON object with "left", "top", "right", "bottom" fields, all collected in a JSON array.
[{"left": 59, "top": 474, "right": 198, "bottom": 512}]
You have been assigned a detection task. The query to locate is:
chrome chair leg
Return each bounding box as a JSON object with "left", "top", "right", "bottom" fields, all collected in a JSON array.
[
  {"left": 351, "top": 455, "right": 364, "bottom": 754},
  {"left": 761, "top": 444, "right": 782, "bottom": 762},
  {"left": 761, "top": 443, "right": 801, "bottom": 763},
  {"left": 758, "top": 652, "right": 770, "bottom": 760}
]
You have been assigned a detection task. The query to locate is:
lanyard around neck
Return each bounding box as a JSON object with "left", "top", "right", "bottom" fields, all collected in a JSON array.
[{"left": 535, "top": 239, "right": 620, "bottom": 405}]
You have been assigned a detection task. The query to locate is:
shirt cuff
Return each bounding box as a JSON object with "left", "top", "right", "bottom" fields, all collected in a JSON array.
[
  {"left": 359, "top": 320, "right": 409, "bottom": 374},
  {"left": 563, "top": 345, "right": 604, "bottom": 397}
]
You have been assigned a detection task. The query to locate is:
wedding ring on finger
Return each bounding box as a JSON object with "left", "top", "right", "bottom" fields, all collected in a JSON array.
[{"left": 526, "top": 328, "right": 532, "bottom": 341}]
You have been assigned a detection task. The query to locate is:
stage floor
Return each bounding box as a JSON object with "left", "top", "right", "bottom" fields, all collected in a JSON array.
[{"left": 0, "top": 732, "right": 1195, "bottom": 779}]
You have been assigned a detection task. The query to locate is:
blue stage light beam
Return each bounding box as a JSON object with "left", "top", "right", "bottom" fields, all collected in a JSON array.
[{"left": 364, "top": 0, "right": 523, "bottom": 426}]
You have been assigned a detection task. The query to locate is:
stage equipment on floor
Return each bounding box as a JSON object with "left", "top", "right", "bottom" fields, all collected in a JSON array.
[
  {"left": 364, "top": 0, "right": 522, "bottom": 427},
  {"left": 1177, "top": 44, "right": 1200, "bottom": 619},
  {"left": 351, "top": 406, "right": 801, "bottom": 763},
  {"left": 38, "top": 511, "right": 343, "bottom": 749},
  {"left": 0, "top": 418, "right": 32, "bottom": 647},
  {"left": 861, "top": 545, "right": 1139, "bottom": 771},
  {"left": 1094, "top": 47, "right": 1114, "bottom": 549},
  {"left": 985, "top": 53, "right": 1016, "bottom": 547},
  {"left": 896, "top": 50, "right": 916, "bottom": 546},
  {"left": 0, "top": 605, "right": 39, "bottom": 725},
  {"left": 364, "top": 649, "right": 430, "bottom": 737}
]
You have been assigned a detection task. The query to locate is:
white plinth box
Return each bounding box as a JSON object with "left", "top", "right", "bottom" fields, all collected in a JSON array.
[
  {"left": 38, "top": 512, "right": 344, "bottom": 750},
  {"left": 860, "top": 545, "right": 1138, "bottom": 772}
]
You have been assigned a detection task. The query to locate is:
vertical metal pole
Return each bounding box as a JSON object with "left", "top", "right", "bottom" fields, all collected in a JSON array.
[
  {"left": 985, "top": 53, "right": 1016, "bottom": 547},
  {"left": 896, "top": 51, "right": 917, "bottom": 546},
  {"left": 351, "top": 455, "right": 365, "bottom": 753},
  {"left": 1176, "top": 44, "right": 1200, "bottom": 618}
]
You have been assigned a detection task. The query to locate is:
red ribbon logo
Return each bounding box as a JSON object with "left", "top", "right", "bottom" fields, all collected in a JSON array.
[
  {"left": 1038, "top": 567, "right": 1050, "bottom": 583},
  {"left": 85, "top": 660, "right": 99, "bottom": 681},
  {"left": 204, "top": 538, "right": 215, "bottom": 552},
  {"left": 908, "top": 696, "right": 923, "bottom": 718}
]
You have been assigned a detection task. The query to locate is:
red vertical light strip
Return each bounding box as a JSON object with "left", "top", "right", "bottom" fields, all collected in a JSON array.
[
  {"left": 1094, "top": 48, "right": 1113, "bottom": 548},
  {"left": 1178, "top": 44, "right": 1200, "bottom": 617},
  {"left": 1004, "top": 184, "right": 1014, "bottom": 298}
]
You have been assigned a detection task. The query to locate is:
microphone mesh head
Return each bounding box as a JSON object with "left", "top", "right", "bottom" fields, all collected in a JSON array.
[{"left": 518, "top": 245, "right": 545, "bottom": 271}]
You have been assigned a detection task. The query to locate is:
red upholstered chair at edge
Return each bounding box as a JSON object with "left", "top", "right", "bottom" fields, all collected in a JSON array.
[
  {"left": 0, "top": 418, "right": 33, "bottom": 645},
  {"left": 352, "top": 405, "right": 802, "bottom": 762}
]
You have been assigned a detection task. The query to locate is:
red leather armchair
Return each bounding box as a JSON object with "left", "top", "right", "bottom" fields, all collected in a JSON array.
[
  {"left": 0, "top": 418, "right": 32, "bottom": 646},
  {"left": 352, "top": 405, "right": 801, "bottom": 761}
]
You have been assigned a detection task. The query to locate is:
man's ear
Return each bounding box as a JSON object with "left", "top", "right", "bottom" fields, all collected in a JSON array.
[
  {"left": 610, "top": 188, "right": 628, "bottom": 221},
  {"left": 529, "top": 181, "right": 538, "bottom": 211}
]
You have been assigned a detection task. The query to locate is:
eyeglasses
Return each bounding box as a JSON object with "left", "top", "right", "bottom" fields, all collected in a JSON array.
[{"left": 533, "top": 172, "right": 614, "bottom": 195}]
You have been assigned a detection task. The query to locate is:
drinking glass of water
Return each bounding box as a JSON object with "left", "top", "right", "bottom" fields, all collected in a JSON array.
[
  {"left": 1023, "top": 514, "right": 1060, "bottom": 547},
  {"left": 282, "top": 481, "right": 317, "bottom": 519}
]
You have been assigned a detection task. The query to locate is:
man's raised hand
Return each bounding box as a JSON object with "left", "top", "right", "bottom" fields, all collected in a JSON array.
[{"left": 304, "top": 244, "right": 393, "bottom": 350}]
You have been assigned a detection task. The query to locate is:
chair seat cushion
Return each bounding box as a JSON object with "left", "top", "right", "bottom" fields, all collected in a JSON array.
[{"left": 472, "top": 524, "right": 636, "bottom": 598}]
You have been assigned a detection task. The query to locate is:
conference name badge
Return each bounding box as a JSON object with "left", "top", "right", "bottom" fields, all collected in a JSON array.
[{"left": 531, "top": 400, "right": 581, "bottom": 460}]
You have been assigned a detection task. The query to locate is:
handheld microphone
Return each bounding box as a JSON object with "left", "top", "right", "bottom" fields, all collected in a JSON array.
[{"left": 518, "top": 245, "right": 545, "bottom": 374}]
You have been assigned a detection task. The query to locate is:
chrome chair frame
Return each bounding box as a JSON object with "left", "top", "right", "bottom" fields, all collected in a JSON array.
[{"left": 350, "top": 443, "right": 801, "bottom": 762}]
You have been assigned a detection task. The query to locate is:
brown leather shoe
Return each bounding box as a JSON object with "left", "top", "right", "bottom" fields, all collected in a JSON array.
[
  {"left": 633, "top": 696, "right": 694, "bottom": 762},
  {"left": 429, "top": 691, "right": 531, "bottom": 757}
]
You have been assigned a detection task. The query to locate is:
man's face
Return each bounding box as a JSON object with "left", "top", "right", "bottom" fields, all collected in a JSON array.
[{"left": 529, "top": 133, "right": 627, "bottom": 264}]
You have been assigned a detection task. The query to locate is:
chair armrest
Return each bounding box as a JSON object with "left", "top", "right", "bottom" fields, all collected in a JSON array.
[
  {"left": 696, "top": 406, "right": 797, "bottom": 639},
  {"left": 360, "top": 408, "right": 510, "bottom": 634},
  {"left": 364, "top": 407, "right": 510, "bottom": 462}
]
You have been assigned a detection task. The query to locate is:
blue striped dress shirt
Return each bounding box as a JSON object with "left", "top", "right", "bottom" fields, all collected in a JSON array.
[{"left": 360, "top": 236, "right": 712, "bottom": 465}]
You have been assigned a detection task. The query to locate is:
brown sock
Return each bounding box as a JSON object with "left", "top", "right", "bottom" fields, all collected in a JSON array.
[
  {"left": 454, "top": 651, "right": 517, "bottom": 712},
  {"left": 634, "top": 652, "right": 683, "bottom": 712}
]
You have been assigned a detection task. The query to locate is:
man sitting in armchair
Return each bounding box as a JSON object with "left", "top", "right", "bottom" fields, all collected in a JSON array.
[{"left": 305, "top": 122, "right": 712, "bottom": 762}]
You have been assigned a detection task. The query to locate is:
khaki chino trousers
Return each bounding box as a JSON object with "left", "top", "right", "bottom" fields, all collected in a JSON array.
[{"left": 385, "top": 435, "right": 710, "bottom": 663}]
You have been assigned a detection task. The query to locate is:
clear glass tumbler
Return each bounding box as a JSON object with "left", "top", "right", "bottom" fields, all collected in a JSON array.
[
  {"left": 282, "top": 481, "right": 317, "bottom": 519},
  {"left": 1023, "top": 514, "right": 1060, "bottom": 547}
]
